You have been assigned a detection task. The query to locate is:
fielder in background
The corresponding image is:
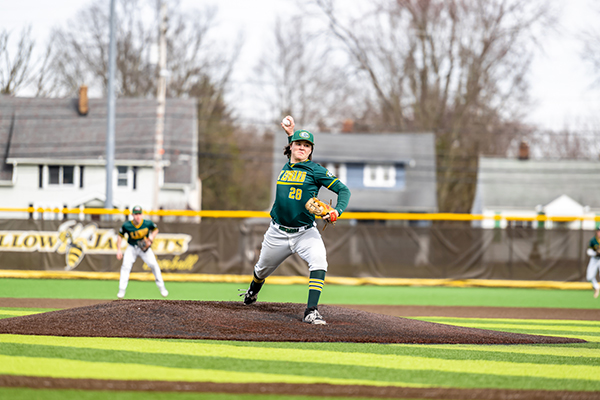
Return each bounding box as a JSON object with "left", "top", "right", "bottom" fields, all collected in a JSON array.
[
  {"left": 116, "top": 205, "right": 168, "bottom": 299},
  {"left": 586, "top": 227, "right": 600, "bottom": 299},
  {"left": 240, "top": 115, "right": 351, "bottom": 324}
]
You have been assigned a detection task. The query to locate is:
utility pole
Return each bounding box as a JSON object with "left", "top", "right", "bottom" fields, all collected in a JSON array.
[
  {"left": 105, "top": 0, "right": 117, "bottom": 214},
  {"left": 153, "top": 0, "right": 167, "bottom": 212}
]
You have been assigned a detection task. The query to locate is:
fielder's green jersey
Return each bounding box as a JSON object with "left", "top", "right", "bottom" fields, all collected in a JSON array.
[
  {"left": 271, "top": 160, "right": 351, "bottom": 227},
  {"left": 118, "top": 219, "right": 157, "bottom": 247},
  {"left": 590, "top": 236, "right": 600, "bottom": 252}
]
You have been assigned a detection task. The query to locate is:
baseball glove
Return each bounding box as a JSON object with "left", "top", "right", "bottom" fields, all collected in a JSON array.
[
  {"left": 305, "top": 197, "right": 338, "bottom": 229},
  {"left": 138, "top": 237, "right": 153, "bottom": 252}
]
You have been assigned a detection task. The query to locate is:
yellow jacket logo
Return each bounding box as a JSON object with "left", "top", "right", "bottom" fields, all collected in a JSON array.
[{"left": 0, "top": 221, "right": 192, "bottom": 271}]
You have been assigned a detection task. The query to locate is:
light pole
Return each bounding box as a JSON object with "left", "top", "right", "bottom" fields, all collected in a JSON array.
[
  {"left": 105, "top": 0, "right": 117, "bottom": 215},
  {"left": 153, "top": 0, "right": 168, "bottom": 212}
]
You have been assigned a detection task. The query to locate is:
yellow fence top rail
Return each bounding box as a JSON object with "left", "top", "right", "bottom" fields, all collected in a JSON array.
[{"left": 0, "top": 207, "right": 598, "bottom": 222}]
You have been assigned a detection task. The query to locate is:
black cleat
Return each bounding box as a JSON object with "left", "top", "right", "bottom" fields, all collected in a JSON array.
[{"left": 238, "top": 289, "right": 258, "bottom": 305}]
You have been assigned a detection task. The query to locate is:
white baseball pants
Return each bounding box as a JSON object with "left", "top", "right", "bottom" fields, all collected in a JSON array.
[
  {"left": 587, "top": 257, "right": 600, "bottom": 290},
  {"left": 254, "top": 222, "right": 328, "bottom": 280},
  {"left": 119, "top": 245, "right": 166, "bottom": 292}
]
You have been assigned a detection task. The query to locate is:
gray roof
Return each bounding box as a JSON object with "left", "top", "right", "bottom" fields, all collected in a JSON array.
[
  {"left": 475, "top": 157, "right": 600, "bottom": 210},
  {"left": 0, "top": 96, "right": 197, "bottom": 185},
  {"left": 272, "top": 132, "right": 438, "bottom": 212},
  {"left": 310, "top": 132, "right": 435, "bottom": 164}
]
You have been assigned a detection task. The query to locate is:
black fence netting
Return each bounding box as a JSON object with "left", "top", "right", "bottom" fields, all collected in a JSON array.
[{"left": 0, "top": 218, "right": 589, "bottom": 282}]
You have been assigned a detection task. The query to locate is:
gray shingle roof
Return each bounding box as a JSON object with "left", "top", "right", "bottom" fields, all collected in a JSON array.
[
  {"left": 0, "top": 96, "right": 197, "bottom": 185},
  {"left": 310, "top": 132, "right": 435, "bottom": 164},
  {"left": 476, "top": 157, "right": 600, "bottom": 210},
  {"left": 272, "top": 132, "right": 437, "bottom": 212}
]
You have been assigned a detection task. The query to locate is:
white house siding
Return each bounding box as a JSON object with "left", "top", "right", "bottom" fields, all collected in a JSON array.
[{"left": 0, "top": 164, "right": 167, "bottom": 219}]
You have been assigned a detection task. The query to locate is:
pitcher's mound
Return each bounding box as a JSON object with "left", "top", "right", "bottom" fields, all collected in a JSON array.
[{"left": 0, "top": 300, "right": 584, "bottom": 344}]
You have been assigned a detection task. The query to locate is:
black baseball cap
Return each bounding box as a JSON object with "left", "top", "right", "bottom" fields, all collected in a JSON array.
[{"left": 132, "top": 205, "right": 142, "bottom": 214}]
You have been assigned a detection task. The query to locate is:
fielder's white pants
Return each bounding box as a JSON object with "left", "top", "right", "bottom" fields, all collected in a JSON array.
[
  {"left": 254, "top": 222, "right": 328, "bottom": 280},
  {"left": 587, "top": 257, "right": 600, "bottom": 290},
  {"left": 119, "top": 245, "right": 166, "bottom": 291}
]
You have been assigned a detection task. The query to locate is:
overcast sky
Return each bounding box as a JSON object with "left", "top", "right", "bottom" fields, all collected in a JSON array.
[{"left": 2, "top": 0, "right": 599, "bottom": 131}]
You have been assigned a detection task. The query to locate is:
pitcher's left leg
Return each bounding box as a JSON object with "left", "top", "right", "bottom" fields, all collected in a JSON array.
[
  {"left": 293, "top": 228, "right": 328, "bottom": 324},
  {"left": 140, "top": 249, "right": 168, "bottom": 297}
]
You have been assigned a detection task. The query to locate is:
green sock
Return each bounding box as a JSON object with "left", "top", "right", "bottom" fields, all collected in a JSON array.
[
  {"left": 249, "top": 272, "right": 265, "bottom": 294},
  {"left": 307, "top": 270, "right": 326, "bottom": 310}
]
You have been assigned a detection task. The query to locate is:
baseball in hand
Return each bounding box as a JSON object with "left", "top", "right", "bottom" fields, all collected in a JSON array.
[{"left": 282, "top": 117, "right": 292, "bottom": 127}]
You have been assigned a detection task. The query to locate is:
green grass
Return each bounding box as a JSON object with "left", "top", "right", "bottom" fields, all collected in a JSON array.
[
  {"left": 1, "top": 278, "right": 600, "bottom": 399},
  {"left": 1, "top": 278, "right": 599, "bottom": 309},
  {"left": 0, "top": 331, "right": 599, "bottom": 391}
]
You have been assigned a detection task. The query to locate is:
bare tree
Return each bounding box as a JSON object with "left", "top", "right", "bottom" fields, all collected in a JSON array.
[
  {"left": 310, "top": 0, "right": 554, "bottom": 213},
  {"left": 253, "top": 16, "right": 356, "bottom": 131},
  {"left": 581, "top": 3, "right": 600, "bottom": 87},
  {"left": 0, "top": 27, "right": 35, "bottom": 95},
  {"left": 48, "top": 0, "right": 239, "bottom": 99},
  {"left": 525, "top": 126, "right": 600, "bottom": 159}
]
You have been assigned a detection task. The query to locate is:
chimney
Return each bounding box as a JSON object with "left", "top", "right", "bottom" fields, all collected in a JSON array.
[
  {"left": 341, "top": 119, "right": 354, "bottom": 133},
  {"left": 78, "top": 85, "right": 89, "bottom": 116},
  {"left": 518, "top": 139, "right": 529, "bottom": 160}
]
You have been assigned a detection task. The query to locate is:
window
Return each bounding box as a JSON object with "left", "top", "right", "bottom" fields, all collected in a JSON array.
[
  {"left": 43, "top": 165, "right": 77, "bottom": 187},
  {"left": 63, "top": 166, "right": 74, "bottom": 184},
  {"left": 363, "top": 164, "right": 396, "bottom": 188},
  {"left": 49, "top": 166, "right": 60, "bottom": 185},
  {"left": 117, "top": 166, "right": 128, "bottom": 187}
]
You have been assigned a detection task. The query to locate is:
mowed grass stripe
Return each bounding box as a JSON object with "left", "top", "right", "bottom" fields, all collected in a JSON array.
[
  {"left": 1, "top": 341, "right": 598, "bottom": 384},
  {"left": 2, "top": 350, "right": 599, "bottom": 391},
  {"left": 415, "top": 317, "right": 600, "bottom": 329},
  {"left": 412, "top": 317, "right": 600, "bottom": 342},
  {"left": 0, "top": 343, "right": 598, "bottom": 370},
  {"left": 0, "top": 307, "right": 60, "bottom": 319},
  {"left": 0, "top": 311, "right": 55, "bottom": 318},
  {"left": 0, "top": 307, "right": 59, "bottom": 313},
  {"left": 1, "top": 335, "right": 599, "bottom": 385},
  {"left": 0, "top": 355, "right": 429, "bottom": 388}
]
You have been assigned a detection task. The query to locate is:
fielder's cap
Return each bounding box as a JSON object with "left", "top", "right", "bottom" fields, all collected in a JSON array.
[
  {"left": 290, "top": 130, "right": 314, "bottom": 145},
  {"left": 132, "top": 205, "right": 142, "bottom": 214}
]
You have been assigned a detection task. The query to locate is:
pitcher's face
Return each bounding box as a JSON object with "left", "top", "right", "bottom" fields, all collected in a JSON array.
[{"left": 290, "top": 140, "right": 312, "bottom": 163}]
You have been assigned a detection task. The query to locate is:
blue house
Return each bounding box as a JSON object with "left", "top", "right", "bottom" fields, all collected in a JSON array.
[{"left": 271, "top": 132, "right": 437, "bottom": 213}]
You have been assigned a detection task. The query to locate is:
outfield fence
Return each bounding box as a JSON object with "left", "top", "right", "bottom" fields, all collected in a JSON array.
[{"left": 0, "top": 208, "right": 595, "bottom": 284}]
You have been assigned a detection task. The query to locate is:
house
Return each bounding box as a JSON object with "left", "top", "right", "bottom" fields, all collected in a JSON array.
[
  {"left": 0, "top": 93, "right": 199, "bottom": 219},
  {"left": 471, "top": 154, "right": 600, "bottom": 229},
  {"left": 271, "top": 132, "right": 438, "bottom": 215}
]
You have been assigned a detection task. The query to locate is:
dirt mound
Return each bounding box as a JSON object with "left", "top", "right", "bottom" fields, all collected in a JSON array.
[{"left": 0, "top": 300, "right": 584, "bottom": 344}]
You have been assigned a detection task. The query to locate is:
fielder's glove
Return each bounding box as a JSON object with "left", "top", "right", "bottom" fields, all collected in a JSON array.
[
  {"left": 305, "top": 197, "right": 338, "bottom": 230},
  {"left": 138, "top": 237, "right": 153, "bottom": 252}
]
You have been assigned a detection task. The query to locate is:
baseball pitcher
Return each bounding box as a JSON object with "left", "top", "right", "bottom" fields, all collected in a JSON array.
[{"left": 239, "top": 115, "right": 351, "bottom": 324}]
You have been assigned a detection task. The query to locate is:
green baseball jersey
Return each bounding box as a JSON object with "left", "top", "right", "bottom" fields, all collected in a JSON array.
[
  {"left": 590, "top": 236, "right": 600, "bottom": 252},
  {"left": 118, "top": 219, "right": 157, "bottom": 247},
  {"left": 270, "top": 160, "right": 351, "bottom": 227}
]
